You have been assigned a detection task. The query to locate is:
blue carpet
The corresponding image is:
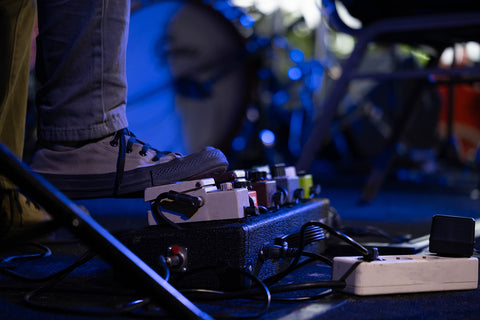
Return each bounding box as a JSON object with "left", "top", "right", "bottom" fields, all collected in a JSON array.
[{"left": 1, "top": 164, "right": 479, "bottom": 320}]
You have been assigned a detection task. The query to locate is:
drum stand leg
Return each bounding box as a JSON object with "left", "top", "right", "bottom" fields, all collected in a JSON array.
[{"left": 0, "top": 142, "right": 213, "bottom": 320}]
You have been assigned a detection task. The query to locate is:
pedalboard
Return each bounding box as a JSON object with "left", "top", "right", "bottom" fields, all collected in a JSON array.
[
  {"left": 131, "top": 164, "right": 327, "bottom": 289},
  {"left": 332, "top": 254, "right": 479, "bottom": 295},
  {"left": 122, "top": 198, "right": 331, "bottom": 290}
]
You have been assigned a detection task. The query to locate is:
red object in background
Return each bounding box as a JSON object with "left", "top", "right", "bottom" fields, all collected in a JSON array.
[{"left": 437, "top": 83, "right": 480, "bottom": 162}]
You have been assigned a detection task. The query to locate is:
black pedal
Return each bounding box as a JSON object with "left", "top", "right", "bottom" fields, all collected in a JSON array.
[{"left": 121, "top": 198, "right": 330, "bottom": 290}]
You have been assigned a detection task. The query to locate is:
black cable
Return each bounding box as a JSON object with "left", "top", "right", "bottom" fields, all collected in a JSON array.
[
  {"left": 181, "top": 252, "right": 337, "bottom": 306},
  {"left": 180, "top": 265, "right": 271, "bottom": 319},
  {"left": 301, "top": 251, "right": 333, "bottom": 266},
  {"left": 263, "top": 256, "right": 359, "bottom": 302},
  {"left": 318, "top": 222, "right": 372, "bottom": 258},
  {"left": 0, "top": 243, "right": 87, "bottom": 283},
  {"left": 340, "top": 225, "right": 410, "bottom": 243},
  {"left": 254, "top": 249, "right": 332, "bottom": 282},
  {"left": 150, "top": 190, "right": 204, "bottom": 230},
  {"left": 262, "top": 221, "right": 375, "bottom": 286},
  {"left": 18, "top": 261, "right": 268, "bottom": 319},
  {"left": 4, "top": 222, "right": 366, "bottom": 318},
  {"left": 2, "top": 240, "right": 263, "bottom": 318},
  {"left": 254, "top": 240, "right": 332, "bottom": 277},
  {"left": 115, "top": 298, "right": 153, "bottom": 316},
  {"left": 268, "top": 281, "right": 339, "bottom": 302},
  {"left": 11, "top": 245, "right": 339, "bottom": 318},
  {"left": 151, "top": 198, "right": 183, "bottom": 230},
  {"left": 271, "top": 289, "right": 333, "bottom": 302},
  {"left": 158, "top": 255, "right": 170, "bottom": 282},
  {"left": 18, "top": 247, "right": 173, "bottom": 318},
  {"left": 183, "top": 278, "right": 342, "bottom": 303},
  {"left": 0, "top": 242, "right": 51, "bottom": 264},
  {"left": 23, "top": 249, "right": 95, "bottom": 288},
  {"left": 0, "top": 237, "right": 169, "bottom": 318},
  {"left": 22, "top": 250, "right": 157, "bottom": 318},
  {"left": 337, "top": 259, "right": 363, "bottom": 282},
  {"left": 275, "top": 256, "right": 327, "bottom": 281},
  {"left": 257, "top": 254, "right": 338, "bottom": 302}
]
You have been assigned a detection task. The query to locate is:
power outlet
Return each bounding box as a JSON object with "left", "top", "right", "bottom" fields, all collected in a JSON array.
[{"left": 332, "top": 254, "right": 478, "bottom": 295}]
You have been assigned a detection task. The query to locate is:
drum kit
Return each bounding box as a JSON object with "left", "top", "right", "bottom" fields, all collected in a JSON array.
[{"left": 127, "top": 0, "right": 323, "bottom": 165}]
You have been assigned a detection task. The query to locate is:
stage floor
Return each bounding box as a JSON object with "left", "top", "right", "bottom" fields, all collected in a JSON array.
[{"left": 1, "top": 162, "right": 479, "bottom": 320}]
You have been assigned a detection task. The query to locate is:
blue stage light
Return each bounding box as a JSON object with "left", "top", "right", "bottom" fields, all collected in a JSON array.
[
  {"left": 289, "top": 48, "right": 305, "bottom": 63},
  {"left": 239, "top": 14, "right": 255, "bottom": 28},
  {"left": 260, "top": 129, "right": 275, "bottom": 147},
  {"left": 288, "top": 66, "right": 303, "bottom": 80},
  {"left": 212, "top": 0, "right": 230, "bottom": 11}
]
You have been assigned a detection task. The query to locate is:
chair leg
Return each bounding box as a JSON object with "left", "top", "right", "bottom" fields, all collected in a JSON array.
[
  {"left": 296, "top": 33, "right": 371, "bottom": 172},
  {"left": 359, "top": 80, "right": 430, "bottom": 204}
]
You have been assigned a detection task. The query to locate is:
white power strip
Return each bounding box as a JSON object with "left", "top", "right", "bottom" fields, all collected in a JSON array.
[{"left": 332, "top": 254, "right": 478, "bottom": 295}]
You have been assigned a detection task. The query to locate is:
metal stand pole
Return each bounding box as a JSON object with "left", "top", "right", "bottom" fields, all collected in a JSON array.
[{"left": 0, "top": 142, "right": 212, "bottom": 320}]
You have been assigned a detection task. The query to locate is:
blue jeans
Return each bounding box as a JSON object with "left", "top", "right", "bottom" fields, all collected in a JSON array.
[
  {"left": 1, "top": 0, "right": 129, "bottom": 188},
  {"left": 35, "top": 0, "right": 129, "bottom": 142}
]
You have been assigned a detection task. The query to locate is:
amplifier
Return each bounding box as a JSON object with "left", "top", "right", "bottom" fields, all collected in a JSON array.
[{"left": 120, "top": 198, "right": 331, "bottom": 290}]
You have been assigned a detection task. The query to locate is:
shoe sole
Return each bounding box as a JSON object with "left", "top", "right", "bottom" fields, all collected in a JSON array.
[{"left": 38, "top": 148, "right": 228, "bottom": 199}]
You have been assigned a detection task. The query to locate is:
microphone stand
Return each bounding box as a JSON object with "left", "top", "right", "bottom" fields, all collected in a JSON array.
[{"left": 0, "top": 142, "right": 213, "bottom": 320}]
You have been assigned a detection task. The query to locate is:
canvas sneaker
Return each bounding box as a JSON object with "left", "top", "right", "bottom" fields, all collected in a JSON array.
[
  {"left": 0, "top": 188, "right": 53, "bottom": 240},
  {"left": 30, "top": 129, "right": 229, "bottom": 199}
]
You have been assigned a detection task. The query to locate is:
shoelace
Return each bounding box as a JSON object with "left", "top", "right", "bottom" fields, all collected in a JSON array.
[{"left": 109, "top": 129, "right": 171, "bottom": 195}]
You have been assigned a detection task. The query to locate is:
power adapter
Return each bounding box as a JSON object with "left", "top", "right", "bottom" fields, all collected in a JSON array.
[{"left": 429, "top": 214, "right": 475, "bottom": 257}]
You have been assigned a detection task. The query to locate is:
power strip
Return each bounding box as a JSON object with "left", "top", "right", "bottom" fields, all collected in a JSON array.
[{"left": 332, "top": 254, "right": 478, "bottom": 295}]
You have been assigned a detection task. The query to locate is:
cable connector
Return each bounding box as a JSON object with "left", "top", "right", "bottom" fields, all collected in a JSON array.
[
  {"left": 165, "top": 245, "right": 188, "bottom": 272},
  {"left": 260, "top": 243, "right": 299, "bottom": 260},
  {"left": 363, "top": 247, "right": 380, "bottom": 261}
]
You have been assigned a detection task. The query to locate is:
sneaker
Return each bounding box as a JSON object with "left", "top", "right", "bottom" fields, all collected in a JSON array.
[
  {"left": 0, "top": 189, "right": 53, "bottom": 240},
  {"left": 30, "top": 129, "right": 229, "bottom": 199}
]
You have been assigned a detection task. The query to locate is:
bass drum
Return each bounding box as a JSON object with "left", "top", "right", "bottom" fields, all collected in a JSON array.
[{"left": 127, "top": 0, "right": 250, "bottom": 154}]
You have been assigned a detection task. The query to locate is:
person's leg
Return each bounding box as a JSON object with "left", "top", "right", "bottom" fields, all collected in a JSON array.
[
  {"left": 0, "top": 0, "right": 51, "bottom": 238},
  {"left": 35, "top": 0, "right": 129, "bottom": 142},
  {"left": 0, "top": 0, "right": 36, "bottom": 185},
  {"left": 31, "top": 0, "right": 228, "bottom": 199}
]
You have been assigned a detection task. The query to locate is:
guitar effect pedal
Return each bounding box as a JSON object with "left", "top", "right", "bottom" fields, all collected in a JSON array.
[
  {"left": 270, "top": 164, "right": 304, "bottom": 204},
  {"left": 144, "top": 178, "right": 251, "bottom": 224},
  {"left": 298, "top": 171, "right": 321, "bottom": 199},
  {"left": 247, "top": 170, "right": 279, "bottom": 209}
]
